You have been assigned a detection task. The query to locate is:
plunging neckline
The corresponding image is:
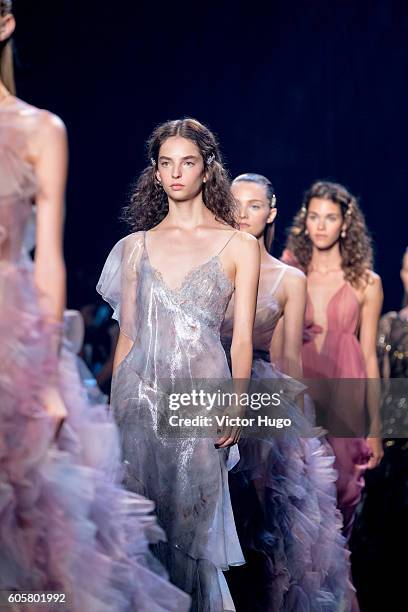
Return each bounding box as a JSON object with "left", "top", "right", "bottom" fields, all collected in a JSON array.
[
  {"left": 307, "top": 281, "right": 361, "bottom": 356},
  {"left": 143, "top": 231, "right": 234, "bottom": 294},
  {"left": 308, "top": 281, "right": 361, "bottom": 318},
  {"left": 308, "top": 281, "right": 347, "bottom": 316}
]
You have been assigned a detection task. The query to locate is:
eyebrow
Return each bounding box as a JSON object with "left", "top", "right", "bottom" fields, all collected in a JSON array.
[
  {"left": 158, "top": 155, "right": 200, "bottom": 161},
  {"left": 308, "top": 210, "right": 340, "bottom": 215}
]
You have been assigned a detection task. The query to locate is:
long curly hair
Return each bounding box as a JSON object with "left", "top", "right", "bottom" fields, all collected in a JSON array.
[
  {"left": 285, "top": 180, "right": 373, "bottom": 287},
  {"left": 122, "top": 118, "right": 238, "bottom": 231},
  {"left": 0, "top": 0, "right": 15, "bottom": 95}
]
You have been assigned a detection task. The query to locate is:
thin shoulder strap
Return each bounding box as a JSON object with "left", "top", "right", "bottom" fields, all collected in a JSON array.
[
  {"left": 269, "top": 266, "right": 287, "bottom": 296},
  {"left": 217, "top": 230, "right": 239, "bottom": 256}
]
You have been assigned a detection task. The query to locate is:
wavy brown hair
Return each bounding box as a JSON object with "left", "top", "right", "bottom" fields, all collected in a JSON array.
[
  {"left": 122, "top": 118, "right": 238, "bottom": 231},
  {"left": 0, "top": 1, "right": 15, "bottom": 95},
  {"left": 285, "top": 181, "right": 373, "bottom": 287}
]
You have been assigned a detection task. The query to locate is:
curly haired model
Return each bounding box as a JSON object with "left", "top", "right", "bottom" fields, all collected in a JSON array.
[
  {"left": 123, "top": 117, "right": 238, "bottom": 231},
  {"left": 283, "top": 180, "right": 383, "bottom": 532},
  {"left": 285, "top": 180, "right": 373, "bottom": 287},
  {"left": 98, "top": 118, "right": 260, "bottom": 610}
]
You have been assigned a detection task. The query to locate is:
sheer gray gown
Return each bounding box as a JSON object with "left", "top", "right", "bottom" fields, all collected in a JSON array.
[{"left": 97, "top": 230, "right": 245, "bottom": 611}]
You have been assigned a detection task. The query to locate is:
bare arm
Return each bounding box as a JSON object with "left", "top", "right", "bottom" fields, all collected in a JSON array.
[
  {"left": 360, "top": 274, "right": 383, "bottom": 378},
  {"left": 32, "top": 112, "right": 68, "bottom": 424},
  {"left": 359, "top": 273, "right": 384, "bottom": 467},
  {"left": 216, "top": 233, "right": 260, "bottom": 449},
  {"left": 112, "top": 331, "right": 133, "bottom": 374},
  {"left": 270, "top": 268, "right": 306, "bottom": 380},
  {"left": 230, "top": 234, "right": 260, "bottom": 379},
  {"left": 33, "top": 112, "right": 67, "bottom": 323},
  {"left": 270, "top": 316, "right": 284, "bottom": 368}
]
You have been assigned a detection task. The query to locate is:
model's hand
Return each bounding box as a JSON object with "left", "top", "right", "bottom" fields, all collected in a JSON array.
[
  {"left": 215, "top": 422, "right": 242, "bottom": 448},
  {"left": 366, "top": 436, "right": 384, "bottom": 469},
  {"left": 214, "top": 403, "right": 244, "bottom": 448},
  {"left": 41, "top": 385, "right": 67, "bottom": 436}
]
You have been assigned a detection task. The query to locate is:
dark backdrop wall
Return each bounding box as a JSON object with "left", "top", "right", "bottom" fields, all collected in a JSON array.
[{"left": 12, "top": 0, "right": 408, "bottom": 311}]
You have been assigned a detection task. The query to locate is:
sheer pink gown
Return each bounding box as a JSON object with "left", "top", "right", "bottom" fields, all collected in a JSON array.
[
  {"left": 302, "top": 283, "right": 371, "bottom": 540},
  {"left": 281, "top": 250, "right": 371, "bottom": 542}
]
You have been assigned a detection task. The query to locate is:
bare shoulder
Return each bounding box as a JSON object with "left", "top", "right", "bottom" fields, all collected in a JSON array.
[
  {"left": 231, "top": 229, "right": 259, "bottom": 248},
  {"left": 264, "top": 256, "right": 306, "bottom": 290},
  {"left": 361, "top": 270, "right": 383, "bottom": 307},
  {"left": 363, "top": 270, "right": 383, "bottom": 293},
  {"left": 281, "top": 262, "right": 306, "bottom": 286},
  {"left": 230, "top": 230, "right": 259, "bottom": 261},
  {"left": 5, "top": 99, "right": 66, "bottom": 154},
  {"left": 34, "top": 109, "right": 67, "bottom": 143},
  {"left": 18, "top": 105, "right": 67, "bottom": 162},
  {"left": 279, "top": 262, "right": 306, "bottom": 303},
  {"left": 12, "top": 98, "right": 66, "bottom": 134}
]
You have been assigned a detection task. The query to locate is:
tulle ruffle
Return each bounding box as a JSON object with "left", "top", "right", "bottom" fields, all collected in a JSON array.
[
  {"left": 0, "top": 263, "right": 190, "bottom": 611},
  {"left": 226, "top": 358, "right": 353, "bottom": 611}
]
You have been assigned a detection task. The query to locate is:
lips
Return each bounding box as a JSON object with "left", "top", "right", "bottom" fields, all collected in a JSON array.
[{"left": 171, "top": 184, "right": 185, "bottom": 188}]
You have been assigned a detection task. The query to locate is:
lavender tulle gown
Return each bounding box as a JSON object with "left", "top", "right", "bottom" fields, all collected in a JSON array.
[
  {"left": 97, "top": 230, "right": 245, "bottom": 611},
  {"left": 221, "top": 263, "right": 352, "bottom": 612},
  {"left": 0, "top": 104, "right": 190, "bottom": 611}
]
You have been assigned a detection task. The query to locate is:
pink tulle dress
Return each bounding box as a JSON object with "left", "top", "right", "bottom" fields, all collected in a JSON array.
[{"left": 0, "top": 101, "right": 190, "bottom": 611}]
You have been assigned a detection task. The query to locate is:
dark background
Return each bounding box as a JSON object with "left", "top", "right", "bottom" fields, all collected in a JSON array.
[{"left": 12, "top": 0, "right": 408, "bottom": 311}]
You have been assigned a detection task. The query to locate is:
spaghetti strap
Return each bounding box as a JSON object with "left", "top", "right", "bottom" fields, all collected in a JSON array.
[
  {"left": 217, "top": 230, "right": 239, "bottom": 256},
  {"left": 269, "top": 266, "right": 287, "bottom": 296}
]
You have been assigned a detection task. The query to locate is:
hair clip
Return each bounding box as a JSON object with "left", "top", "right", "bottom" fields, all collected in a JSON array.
[
  {"left": 301, "top": 205, "right": 307, "bottom": 215},
  {"left": 271, "top": 194, "right": 277, "bottom": 208},
  {"left": 206, "top": 153, "right": 215, "bottom": 166},
  {"left": 150, "top": 157, "right": 156, "bottom": 167}
]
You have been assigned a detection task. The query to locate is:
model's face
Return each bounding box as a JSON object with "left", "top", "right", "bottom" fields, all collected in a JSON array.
[
  {"left": 231, "top": 181, "right": 276, "bottom": 239},
  {"left": 156, "top": 136, "right": 206, "bottom": 201},
  {"left": 401, "top": 252, "right": 408, "bottom": 294},
  {"left": 305, "top": 197, "right": 345, "bottom": 250}
]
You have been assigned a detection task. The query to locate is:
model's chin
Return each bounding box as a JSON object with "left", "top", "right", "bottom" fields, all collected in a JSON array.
[
  {"left": 312, "top": 236, "right": 339, "bottom": 250},
  {"left": 164, "top": 186, "right": 201, "bottom": 202}
]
